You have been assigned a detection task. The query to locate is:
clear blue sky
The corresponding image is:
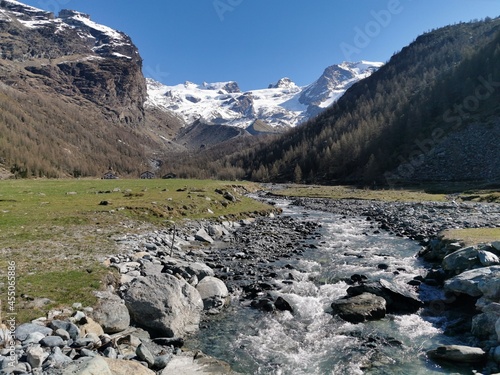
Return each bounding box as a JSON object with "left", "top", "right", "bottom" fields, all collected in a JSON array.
[{"left": 21, "top": 0, "right": 500, "bottom": 90}]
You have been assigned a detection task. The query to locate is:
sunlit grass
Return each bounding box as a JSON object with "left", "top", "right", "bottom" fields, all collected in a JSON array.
[
  {"left": 441, "top": 227, "right": 500, "bottom": 246},
  {"left": 0, "top": 178, "right": 271, "bottom": 323},
  {"left": 274, "top": 185, "right": 447, "bottom": 202}
]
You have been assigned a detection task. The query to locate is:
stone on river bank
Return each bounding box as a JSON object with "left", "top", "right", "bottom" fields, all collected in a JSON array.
[
  {"left": 123, "top": 273, "right": 203, "bottom": 337},
  {"left": 196, "top": 276, "right": 229, "bottom": 313},
  {"left": 444, "top": 266, "right": 500, "bottom": 298},
  {"left": 91, "top": 291, "right": 130, "bottom": 334},
  {"left": 442, "top": 246, "right": 480, "bottom": 273}
]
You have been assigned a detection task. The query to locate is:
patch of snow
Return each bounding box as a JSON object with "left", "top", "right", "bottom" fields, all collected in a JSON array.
[
  {"left": 112, "top": 52, "right": 131, "bottom": 59},
  {"left": 18, "top": 19, "right": 52, "bottom": 28},
  {"left": 67, "top": 12, "right": 123, "bottom": 41}
]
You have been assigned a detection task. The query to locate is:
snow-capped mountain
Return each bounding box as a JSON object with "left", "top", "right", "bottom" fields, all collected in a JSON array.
[
  {"left": 0, "top": 0, "right": 146, "bottom": 124},
  {"left": 146, "top": 61, "right": 383, "bottom": 130}
]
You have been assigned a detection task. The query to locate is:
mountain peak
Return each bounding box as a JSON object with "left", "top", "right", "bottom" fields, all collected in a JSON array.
[
  {"left": 202, "top": 81, "right": 241, "bottom": 93},
  {"left": 268, "top": 77, "right": 298, "bottom": 90},
  {"left": 299, "top": 61, "right": 383, "bottom": 108},
  {"left": 59, "top": 8, "right": 124, "bottom": 41}
]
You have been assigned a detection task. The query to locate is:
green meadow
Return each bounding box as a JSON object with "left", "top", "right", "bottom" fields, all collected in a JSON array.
[{"left": 0, "top": 178, "right": 271, "bottom": 322}]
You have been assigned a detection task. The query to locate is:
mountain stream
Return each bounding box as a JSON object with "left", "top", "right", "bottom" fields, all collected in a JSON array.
[{"left": 187, "top": 198, "right": 472, "bottom": 374}]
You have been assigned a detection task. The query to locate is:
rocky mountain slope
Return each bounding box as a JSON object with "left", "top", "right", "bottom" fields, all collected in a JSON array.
[
  {"left": 223, "top": 18, "right": 500, "bottom": 185},
  {"left": 0, "top": 0, "right": 181, "bottom": 177},
  {"left": 146, "top": 61, "right": 382, "bottom": 131},
  {"left": 0, "top": 0, "right": 145, "bottom": 124}
]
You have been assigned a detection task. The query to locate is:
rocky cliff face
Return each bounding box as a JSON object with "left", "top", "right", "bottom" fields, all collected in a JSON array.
[
  {"left": 0, "top": 1, "right": 181, "bottom": 177},
  {"left": 0, "top": 1, "right": 146, "bottom": 125}
]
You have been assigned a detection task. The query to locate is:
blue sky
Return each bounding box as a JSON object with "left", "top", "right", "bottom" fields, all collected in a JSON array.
[{"left": 20, "top": 0, "right": 500, "bottom": 90}]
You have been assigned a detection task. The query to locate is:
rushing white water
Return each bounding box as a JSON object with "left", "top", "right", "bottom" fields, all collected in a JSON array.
[{"left": 188, "top": 199, "right": 472, "bottom": 374}]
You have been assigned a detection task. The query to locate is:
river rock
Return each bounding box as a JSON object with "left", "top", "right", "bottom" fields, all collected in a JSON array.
[
  {"left": 442, "top": 246, "right": 479, "bottom": 273},
  {"left": 45, "top": 356, "right": 113, "bottom": 375},
  {"left": 196, "top": 276, "right": 229, "bottom": 313},
  {"left": 426, "top": 345, "right": 486, "bottom": 363},
  {"left": 160, "top": 350, "right": 235, "bottom": 375},
  {"left": 347, "top": 279, "right": 423, "bottom": 313},
  {"left": 15, "top": 323, "right": 52, "bottom": 341},
  {"left": 49, "top": 320, "right": 80, "bottom": 340},
  {"left": 195, "top": 228, "right": 214, "bottom": 244},
  {"left": 478, "top": 250, "right": 500, "bottom": 266},
  {"left": 445, "top": 266, "right": 500, "bottom": 298},
  {"left": 27, "top": 344, "right": 49, "bottom": 369},
  {"left": 40, "top": 335, "right": 65, "bottom": 348},
  {"left": 23, "top": 331, "right": 46, "bottom": 345},
  {"left": 208, "top": 224, "right": 226, "bottom": 238},
  {"left": 54, "top": 328, "right": 71, "bottom": 341},
  {"left": 275, "top": 296, "right": 293, "bottom": 313},
  {"left": 492, "top": 241, "right": 500, "bottom": 252},
  {"left": 80, "top": 317, "right": 104, "bottom": 337},
  {"left": 92, "top": 292, "right": 130, "bottom": 334},
  {"left": 472, "top": 309, "right": 500, "bottom": 340},
  {"left": 123, "top": 274, "right": 203, "bottom": 338},
  {"left": 136, "top": 343, "right": 155, "bottom": 367},
  {"left": 331, "top": 293, "right": 386, "bottom": 323},
  {"left": 104, "top": 358, "right": 156, "bottom": 374},
  {"left": 48, "top": 346, "right": 73, "bottom": 367}
]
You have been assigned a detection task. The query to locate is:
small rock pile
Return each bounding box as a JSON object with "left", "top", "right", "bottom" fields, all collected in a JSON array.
[
  {"left": 422, "top": 240, "right": 500, "bottom": 372},
  {"left": 0, "top": 306, "right": 176, "bottom": 375}
]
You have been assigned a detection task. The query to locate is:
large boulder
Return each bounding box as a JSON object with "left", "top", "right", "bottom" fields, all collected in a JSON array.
[
  {"left": 347, "top": 279, "right": 423, "bottom": 313},
  {"left": 92, "top": 291, "right": 131, "bottom": 334},
  {"left": 123, "top": 274, "right": 203, "bottom": 338},
  {"left": 445, "top": 266, "right": 500, "bottom": 298},
  {"left": 331, "top": 293, "right": 386, "bottom": 324},
  {"left": 426, "top": 345, "right": 486, "bottom": 363},
  {"left": 442, "top": 247, "right": 479, "bottom": 273},
  {"left": 196, "top": 276, "right": 229, "bottom": 313}
]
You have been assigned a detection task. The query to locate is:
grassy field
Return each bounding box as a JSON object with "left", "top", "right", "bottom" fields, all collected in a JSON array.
[
  {"left": 441, "top": 228, "right": 500, "bottom": 246},
  {"left": 273, "top": 185, "right": 449, "bottom": 202},
  {"left": 0, "top": 178, "right": 271, "bottom": 322}
]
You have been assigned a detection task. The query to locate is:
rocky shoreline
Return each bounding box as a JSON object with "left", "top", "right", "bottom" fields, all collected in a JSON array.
[
  {"left": 0, "top": 212, "right": 323, "bottom": 374},
  {"left": 289, "top": 195, "right": 500, "bottom": 372},
  {"left": 1, "top": 193, "right": 500, "bottom": 374}
]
